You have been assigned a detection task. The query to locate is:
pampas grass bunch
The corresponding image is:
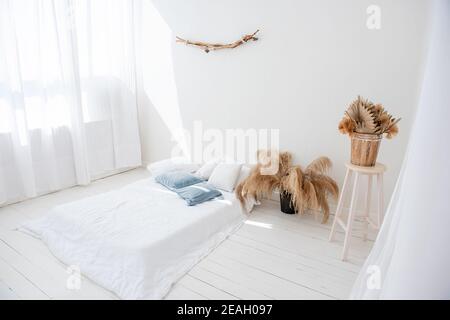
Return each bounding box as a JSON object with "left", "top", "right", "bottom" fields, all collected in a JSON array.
[{"left": 236, "top": 151, "right": 338, "bottom": 223}]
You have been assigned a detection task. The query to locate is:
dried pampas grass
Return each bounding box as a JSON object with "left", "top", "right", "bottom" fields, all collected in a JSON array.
[
  {"left": 385, "top": 121, "right": 399, "bottom": 139},
  {"left": 306, "top": 156, "right": 332, "bottom": 174},
  {"left": 281, "top": 166, "right": 304, "bottom": 212},
  {"left": 236, "top": 150, "right": 292, "bottom": 205},
  {"left": 308, "top": 173, "right": 339, "bottom": 223},
  {"left": 235, "top": 151, "right": 338, "bottom": 223},
  {"left": 338, "top": 117, "right": 356, "bottom": 136}
]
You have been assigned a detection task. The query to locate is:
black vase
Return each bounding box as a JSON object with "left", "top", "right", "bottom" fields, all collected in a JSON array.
[{"left": 280, "top": 191, "right": 297, "bottom": 214}]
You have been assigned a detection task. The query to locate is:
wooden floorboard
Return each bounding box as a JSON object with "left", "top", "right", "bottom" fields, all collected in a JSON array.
[{"left": 0, "top": 168, "right": 373, "bottom": 300}]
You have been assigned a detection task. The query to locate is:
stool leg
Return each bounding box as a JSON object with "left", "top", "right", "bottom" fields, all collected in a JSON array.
[
  {"left": 329, "top": 168, "right": 352, "bottom": 241},
  {"left": 342, "top": 172, "right": 360, "bottom": 261},
  {"left": 377, "top": 173, "right": 384, "bottom": 228},
  {"left": 363, "top": 175, "right": 372, "bottom": 241}
]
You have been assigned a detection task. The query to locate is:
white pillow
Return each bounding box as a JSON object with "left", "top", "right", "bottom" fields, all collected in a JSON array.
[
  {"left": 147, "top": 157, "right": 200, "bottom": 177},
  {"left": 195, "top": 161, "right": 218, "bottom": 180},
  {"left": 208, "top": 163, "right": 242, "bottom": 192},
  {"left": 236, "top": 164, "right": 253, "bottom": 186}
]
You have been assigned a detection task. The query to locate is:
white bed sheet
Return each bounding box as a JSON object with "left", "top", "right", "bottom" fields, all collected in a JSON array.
[{"left": 21, "top": 178, "right": 245, "bottom": 299}]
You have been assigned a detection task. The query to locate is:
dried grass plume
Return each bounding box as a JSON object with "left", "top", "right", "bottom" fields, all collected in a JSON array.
[{"left": 236, "top": 150, "right": 338, "bottom": 223}]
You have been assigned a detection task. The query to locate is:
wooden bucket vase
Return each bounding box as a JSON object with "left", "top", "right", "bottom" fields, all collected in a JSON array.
[{"left": 350, "top": 133, "right": 382, "bottom": 167}]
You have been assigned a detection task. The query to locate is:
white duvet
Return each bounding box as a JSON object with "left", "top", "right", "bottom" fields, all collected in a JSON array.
[{"left": 21, "top": 178, "right": 245, "bottom": 299}]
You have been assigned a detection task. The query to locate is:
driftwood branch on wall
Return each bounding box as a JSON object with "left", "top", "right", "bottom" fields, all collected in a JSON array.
[{"left": 176, "top": 29, "right": 260, "bottom": 53}]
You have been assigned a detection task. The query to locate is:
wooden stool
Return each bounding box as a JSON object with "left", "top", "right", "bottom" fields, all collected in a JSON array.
[{"left": 329, "top": 162, "right": 386, "bottom": 261}]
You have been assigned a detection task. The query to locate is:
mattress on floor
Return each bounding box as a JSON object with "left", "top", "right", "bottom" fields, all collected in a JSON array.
[{"left": 21, "top": 178, "right": 245, "bottom": 299}]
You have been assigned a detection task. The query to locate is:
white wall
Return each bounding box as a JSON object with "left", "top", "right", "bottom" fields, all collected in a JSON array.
[{"left": 137, "top": 0, "right": 432, "bottom": 204}]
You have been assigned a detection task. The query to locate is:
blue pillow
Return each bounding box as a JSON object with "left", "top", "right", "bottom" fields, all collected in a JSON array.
[
  {"left": 175, "top": 183, "right": 222, "bottom": 206},
  {"left": 155, "top": 171, "right": 203, "bottom": 190}
]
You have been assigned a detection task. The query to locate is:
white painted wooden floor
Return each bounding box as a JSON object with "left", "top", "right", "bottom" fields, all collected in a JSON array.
[{"left": 0, "top": 168, "right": 374, "bottom": 300}]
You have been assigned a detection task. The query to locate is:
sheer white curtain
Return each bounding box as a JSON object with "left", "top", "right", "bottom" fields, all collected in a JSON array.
[
  {"left": 0, "top": 0, "right": 141, "bottom": 205},
  {"left": 350, "top": 0, "right": 450, "bottom": 299}
]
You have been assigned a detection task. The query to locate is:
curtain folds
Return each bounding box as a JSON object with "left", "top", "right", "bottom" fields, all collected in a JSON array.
[
  {"left": 0, "top": 0, "right": 141, "bottom": 205},
  {"left": 350, "top": 0, "right": 450, "bottom": 299}
]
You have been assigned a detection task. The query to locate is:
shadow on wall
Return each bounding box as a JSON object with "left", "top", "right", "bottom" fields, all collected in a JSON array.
[{"left": 138, "top": 0, "right": 188, "bottom": 163}]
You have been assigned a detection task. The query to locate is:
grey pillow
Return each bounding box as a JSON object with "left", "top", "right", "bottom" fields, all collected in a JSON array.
[
  {"left": 175, "top": 183, "right": 222, "bottom": 206},
  {"left": 155, "top": 171, "right": 203, "bottom": 190}
]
